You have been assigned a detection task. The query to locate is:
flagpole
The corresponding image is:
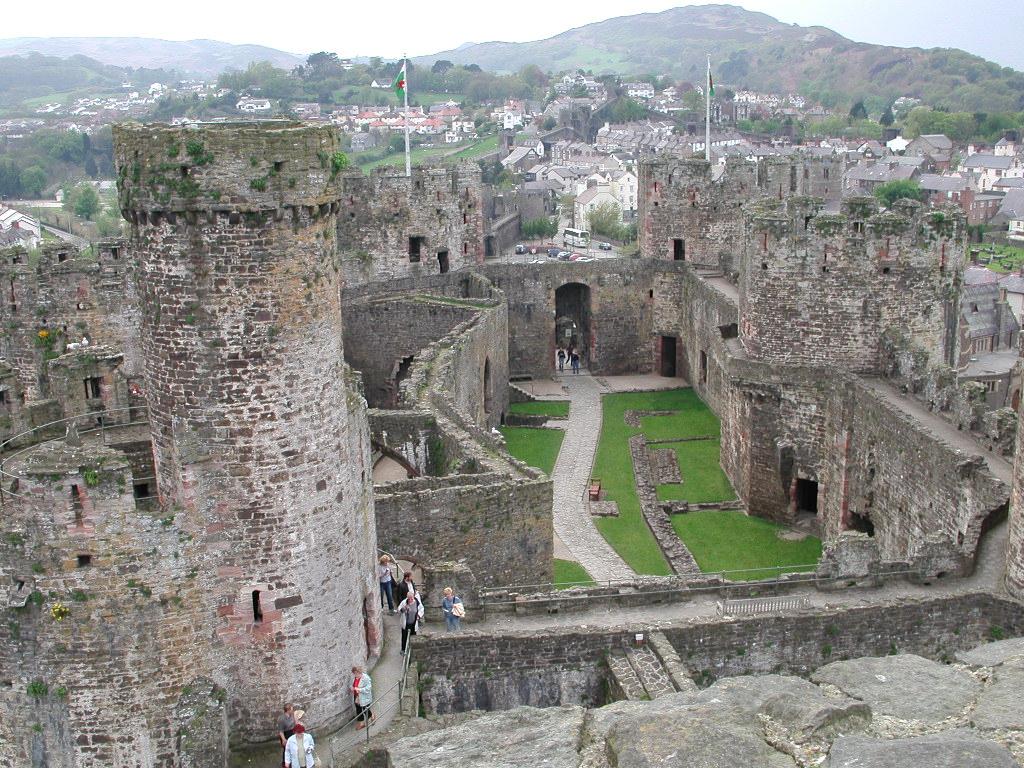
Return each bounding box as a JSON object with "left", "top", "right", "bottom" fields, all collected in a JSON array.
[
  {"left": 403, "top": 54, "right": 411, "bottom": 178},
  {"left": 705, "top": 54, "right": 711, "bottom": 163}
]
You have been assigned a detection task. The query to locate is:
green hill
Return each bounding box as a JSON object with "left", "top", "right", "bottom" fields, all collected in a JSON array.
[
  {"left": 0, "top": 53, "right": 126, "bottom": 109},
  {"left": 418, "top": 4, "right": 1024, "bottom": 112}
]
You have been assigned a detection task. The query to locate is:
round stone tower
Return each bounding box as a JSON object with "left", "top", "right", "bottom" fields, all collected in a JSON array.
[{"left": 113, "top": 122, "right": 379, "bottom": 742}]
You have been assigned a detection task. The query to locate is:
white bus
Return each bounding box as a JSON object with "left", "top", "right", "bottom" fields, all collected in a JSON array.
[{"left": 563, "top": 228, "right": 591, "bottom": 248}]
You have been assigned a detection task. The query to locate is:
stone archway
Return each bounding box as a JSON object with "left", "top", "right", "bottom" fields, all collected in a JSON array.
[{"left": 555, "top": 282, "right": 592, "bottom": 369}]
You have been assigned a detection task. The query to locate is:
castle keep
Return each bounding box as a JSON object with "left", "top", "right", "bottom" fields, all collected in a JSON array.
[{"left": 2, "top": 120, "right": 1024, "bottom": 766}]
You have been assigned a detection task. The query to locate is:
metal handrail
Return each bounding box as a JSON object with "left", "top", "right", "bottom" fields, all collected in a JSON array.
[{"left": 0, "top": 406, "right": 151, "bottom": 503}]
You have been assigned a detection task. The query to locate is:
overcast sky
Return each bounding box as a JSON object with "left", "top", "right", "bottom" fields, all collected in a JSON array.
[{"left": 6, "top": 0, "right": 1024, "bottom": 70}]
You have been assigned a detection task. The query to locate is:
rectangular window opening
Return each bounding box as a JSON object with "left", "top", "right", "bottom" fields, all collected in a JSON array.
[
  {"left": 133, "top": 482, "right": 150, "bottom": 500},
  {"left": 437, "top": 250, "right": 450, "bottom": 274},
  {"left": 699, "top": 350, "right": 708, "bottom": 384},
  {"left": 71, "top": 484, "right": 84, "bottom": 526},
  {"left": 77, "top": 554, "right": 92, "bottom": 568},
  {"left": 252, "top": 590, "right": 263, "bottom": 623},
  {"left": 83, "top": 376, "right": 103, "bottom": 400},
  {"left": 408, "top": 236, "right": 425, "bottom": 262},
  {"left": 672, "top": 238, "right": 685, "bottom": 261}
]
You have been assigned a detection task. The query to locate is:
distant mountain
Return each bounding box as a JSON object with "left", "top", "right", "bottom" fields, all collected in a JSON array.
[
  {"left": 419, "top": 4, "right": 1024, "bottom": 112},
  {"left": 0, "top": 37, "right": 305, "bottom": 78}
]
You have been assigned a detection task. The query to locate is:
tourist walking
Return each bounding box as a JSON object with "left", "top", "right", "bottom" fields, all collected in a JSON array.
[
  {"left": 441, "top": 587, "right": 464, "bottom": 632},
  {"left": 283, "top": 723, "right": 316, "bottom": 768},
  {"left": 395, "top": 570, "right": 416, "bottom": 604},
  {"left": 398, "top": 591, "right": 423, "bottom": 653},
  {"left": 377, "top": 555, "right": 396, "bottom": 613},
  {"left": 351, "top": 666, "right": 374, "bottom": 729},
  {"left": 570, "top": 349, "right": 581, "bottom": 375},
  {"left": 277, "top": 704, "right": 296, "bottom": 768},
  {"left": 557, "top": 347, "right": 566, "bottom": 372}
]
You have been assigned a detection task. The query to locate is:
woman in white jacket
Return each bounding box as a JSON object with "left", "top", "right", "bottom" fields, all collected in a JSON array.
[{"left": 351, "top": 665, "right": 374, "bottom": 730}]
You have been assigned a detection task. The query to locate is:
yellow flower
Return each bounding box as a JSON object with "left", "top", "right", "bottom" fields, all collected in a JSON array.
[
  {"left": 37, "top": 329, "right": 49, "bottom": 339},
  {"left": 50, "top": 601, "right": 70, "bottom": 621}
]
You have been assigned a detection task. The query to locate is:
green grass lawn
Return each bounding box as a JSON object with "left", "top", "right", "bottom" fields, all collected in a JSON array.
[
  {"left": 499, "top": 426, "right": 564, "bottom": 475},
  {"left": 975, "top": 243, "right": 1024, "bottom": 274},
  {"left": 356, "top": 134, "right": 498, "bottom": 172},
  {"left": 553, "top": 558, "right": 595, "bottom": 589},
  {"left": 508, "top": 400, "right": 570, "bottom": 418},
  {"left": 656, "top": 439, "right": 736, "bottom": 504},
  {"left": 593, "top": 388, "right": 723, "bottom": 576},
  {"left": 671, "top": 509, "right": 822, "bottom": 580}
]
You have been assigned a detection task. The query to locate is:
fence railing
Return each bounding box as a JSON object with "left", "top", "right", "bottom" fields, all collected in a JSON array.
[{"left": 0, "top": 406, "right": 151, "bottom": 504}]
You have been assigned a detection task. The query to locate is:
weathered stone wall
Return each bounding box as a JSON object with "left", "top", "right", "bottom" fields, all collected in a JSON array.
[
  {"left": 819, "top": 377, "right": 1010, "bottom": 572},
  {"left": 114, "top": 121, "right": 378, "bottom": 745},
  {"left": 416, "top": 594, "right": 1024, "bottom": 714},
  {"left": 375, "top": 472, "right": 553, "bottom": 592},
  {"left": 0, "top": 240, "right": 139, "bottom": 401},
  {"left": 1008, "top": 391, "right": 1024, "bottom": 599},
  {"left": 638, "top": 154, "right": 843, "bottom": 275},
  {"left": 344, "top": 296, "right": 479, "bottom": 408},
  {"left": 740, "top": 197, "right": 963, "bottom": 375},
  {"left": 0, "top": 439, "right": 208, "bottom": 767},
  {"left": 482, "top": 261, "right": 654, "bottom": 377},
  {"left": 337, "top": 165, "right": 485, "bottom": 286}
]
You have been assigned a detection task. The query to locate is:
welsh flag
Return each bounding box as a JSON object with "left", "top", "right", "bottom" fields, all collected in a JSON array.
[
  {"left": 708, "top": 63, "right": 715, "bottom": 97},
  {"left": 392, "top": 64, "right": 406, "bottom": 99}
]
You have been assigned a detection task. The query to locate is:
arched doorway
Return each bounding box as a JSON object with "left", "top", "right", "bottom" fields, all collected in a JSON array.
[{"left": 555, "top": 282, "right": 591, "bottom": 370}]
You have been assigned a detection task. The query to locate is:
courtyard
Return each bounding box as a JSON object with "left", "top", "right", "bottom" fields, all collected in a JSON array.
[{"left": 500, "top": 380, "right": 823, "bottom": 584}]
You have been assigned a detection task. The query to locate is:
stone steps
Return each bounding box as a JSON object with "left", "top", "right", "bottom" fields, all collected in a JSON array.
[
  {"left": 607, "top": 650, "right": 648, "bottom": 701},
  {"left": 625, "top": 645, "right": 676, "bottom": 699}
]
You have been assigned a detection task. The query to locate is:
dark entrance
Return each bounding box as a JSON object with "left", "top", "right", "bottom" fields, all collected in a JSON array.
[
  {"left": 795, "top": 478, "right": 818, "bottom": 514},
  {"left": 848, "top": 510, "right": 875, "bottom": 537},
  {"left": 437, "top": 250, "right": 450, "bottom": 274},
  {"left": 555, "top": 283, "right": 591, "bottom": 369},
  {"left": 660, "top": 336, "right": 677, "bottom": 377},
  {"left": 673, "top": 238, "right": 685, "bottom": 261}
]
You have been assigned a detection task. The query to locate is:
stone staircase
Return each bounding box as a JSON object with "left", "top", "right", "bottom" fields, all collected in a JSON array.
[{"left": 607, "top": 632, "right": 697, "bottom": 701}]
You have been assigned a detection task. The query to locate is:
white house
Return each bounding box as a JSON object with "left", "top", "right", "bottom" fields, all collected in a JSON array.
[
  {"left": 995, "top": 137, "right": 1017, "bottom": 157},
  {"left": 609, "top": 170, "right": 638, "bottom": 217},
  {"left": 574, "top": 186, "right": 619, "bottom": 231},
  {"left": 0, "top": 206, "right": 41, "bottom": 248},
  {"left": 886, "top": 135, "right": 910, "bottom": 154},
  {"left": 623, "top": 82, "right": 655, "bottom": 100},
  {"left": 962, "top": 153, "right": 1024, "bottom": 192},
  {"left": 236, "top": 98, "right": 272, "bottom": 113}
]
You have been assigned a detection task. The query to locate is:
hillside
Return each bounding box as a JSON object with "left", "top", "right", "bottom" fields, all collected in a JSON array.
[
  {"left": 0, "top": 53, "right": 127, "bottom": 109},
  {"left": 0, "top": 37, "right": 304, "bottom": 78},
  {"left": 419, "top": 4, "right": 1024, "bottom": 112}
]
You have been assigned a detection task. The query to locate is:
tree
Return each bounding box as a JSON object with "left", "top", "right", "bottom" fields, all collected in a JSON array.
[
  {"left": 874, "top": 180, "right": 923, "bottom": 207},
  {"left": 72, "top": 184, "right": 100, "bottom": 220},
  {"left": 880, "top": 103, "right": 895, "bottom": 127},
  {"left": 521, "top": 217, "right": 558, "bottom": 239},
  {"left": 19, "top": 166, "right": 47, "bottom": 198},
  {"left": 610, "top": 98, "right": 647, "bottom": 123},
  {"left": 432, "top": 59, "right": 454, "bottom": 74},
  {"left": 542, "top": 116, "right": 557, "bottom": 131},
  {"left": 849, "top": 100, "right": 868, "bottom": 120},
  {"left": 587, "top": 201, "right": 625, "bottom": 239}
]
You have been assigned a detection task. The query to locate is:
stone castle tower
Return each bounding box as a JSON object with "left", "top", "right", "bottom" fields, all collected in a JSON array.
[
  {"left": 113, "top": 122, "right": 379, "bottom": 742},
  {"left": 739, "top": 196, "right": 964, "bottom": 374}
]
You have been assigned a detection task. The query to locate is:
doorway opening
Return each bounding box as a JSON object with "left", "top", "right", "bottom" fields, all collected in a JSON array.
[
  {"left": 660, "top": 336, "right": 677, "bottom": 377},
  {"left": 554, "top": 283, "right": 592, "bottom": 369}
]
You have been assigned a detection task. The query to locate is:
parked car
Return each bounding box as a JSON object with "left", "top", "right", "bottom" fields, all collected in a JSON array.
[
  {"left": 557, "top": 251, "right": 571, "bottom": 261},
  {"left": 514, "top": 244, "right": 527, "bottom": 254},
  {"left": 569, "top": 253, "right": 583, "bottom": 261},
  {"left": 529, "top": 246, "right": 539, "bottom": 255},
  {"left": 547, "top": 247, "right": 561, "bottom": 258},
  {"left": 598, "top": 242, "right": 613, "bottom": 251}
]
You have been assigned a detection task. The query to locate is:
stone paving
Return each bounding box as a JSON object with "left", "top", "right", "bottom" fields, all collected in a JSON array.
[
  {"left": 627, "top": 645, "right": 676, "bottom": 699},
  {"left": 548, "top": 371, "right": 635, "bottom": 582}
]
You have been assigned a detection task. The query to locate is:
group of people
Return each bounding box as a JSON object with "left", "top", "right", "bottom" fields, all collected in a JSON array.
[
  {"left": 557, "top": 346, "right": 581, "bottom": 374},
  {"left": 276, "top": 664, "right": 376, "bottom": 766},
  {"left": 276, "top": 557, "right": 467, "bottom": 765},
  {"left": 378, "top": 555, "right": 465, "bottom": 653}
]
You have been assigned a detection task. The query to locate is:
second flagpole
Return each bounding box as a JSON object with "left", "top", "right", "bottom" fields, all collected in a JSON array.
[{"left": 403, "top": 54, "right": 412, "bottom": 178}]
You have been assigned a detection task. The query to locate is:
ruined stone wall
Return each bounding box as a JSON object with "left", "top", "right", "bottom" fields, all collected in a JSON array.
[
  {"left": 415, "top": 594, "right": 1024, "bottom": 714},
  {"left": 638, "top": 155, "right": 843, "bottom": 275},
  {"left": 369, "top": 410, "right": 441, "bottom": 478},
  {"left": 337, "top": 164, "right": 485, "bottom": 286},
  {"left": 0, "top": 440, "right": 210, "bottom": 767},
  {"left": 375, "top": 472, "right": 553, "bottom": 590},
  {"left": 114, "top": 121, "right": 378, "bottom": 745},
  {"left": 482, "top": 261, "right": 654, "bottom": 377},
  {"left": 818, "top": 376, "right": 1009, "bottom": 572},
  {"left": 343, "top": 296, "right": 479, "bottom": 408},
  {"left": 0, "top": 240, "right": 139, "bottom": 402},
  {"left": 1008, "top": 392, "right": 1024, "bottom": 598},
  {"left": 740, "top": 197, "right": 963, "bottom": 375}
]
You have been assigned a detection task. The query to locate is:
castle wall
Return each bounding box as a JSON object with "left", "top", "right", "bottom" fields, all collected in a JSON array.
[
  {"left": 343, "top": 296, "right": 478, "bottom": 408},
  {"left": 740, "top": 197, "right": 962, "bottom": 375},
  {"left": 0, "top": 240, "right": 139, "bottom": 402},
  {"left": 482, "top": 261, "right": 654, "bottom": 377},
  {"left": 337, "top": 165, "right": 485, "bottom": 287},
  {"left": 114, "top": 122, "right": 378, "bottom": 744},
  {"left": 416, "top": 594, "right": 1024, "bottom": 714},
  {"left": 0, "top": 441, "right": 209, "bottom": 767},
  {"left": 1009, "top": 391, "right": 1024, "bottom": 598}
]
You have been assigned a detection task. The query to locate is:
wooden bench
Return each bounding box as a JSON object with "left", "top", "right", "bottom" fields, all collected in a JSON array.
[{"left": 588, "top": 479, "right": 602, "bottom": 501}]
